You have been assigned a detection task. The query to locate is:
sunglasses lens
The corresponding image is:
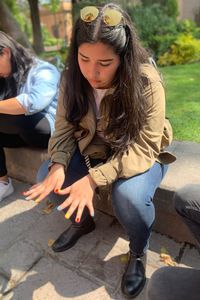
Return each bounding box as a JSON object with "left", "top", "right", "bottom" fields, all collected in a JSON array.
[
  {"left": 80, "top": 6, "right": 99, "bottom": 22},
  {"left": 103, "top": 9, "right": 122, "bottom": 26}
]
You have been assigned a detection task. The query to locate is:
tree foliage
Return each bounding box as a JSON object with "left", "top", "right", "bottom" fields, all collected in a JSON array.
[
  {"left": 0, "top": 0, "right": 31, "bottom": 48},
  {"left": 141, "top": 0, "right": 178, "bottom": 19}
]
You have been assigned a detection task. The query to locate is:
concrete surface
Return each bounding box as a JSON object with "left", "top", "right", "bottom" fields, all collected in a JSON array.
[{"left": 0, "top": 180, "right": 199, "bottom": 300}]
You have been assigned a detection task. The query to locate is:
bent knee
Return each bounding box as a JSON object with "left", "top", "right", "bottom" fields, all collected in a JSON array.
[
  {"left": 112, "top": 184, "right": 153, "bottom": 208},
  {"left": 174, "top": 184, "right": 198, "bottom": 213}
]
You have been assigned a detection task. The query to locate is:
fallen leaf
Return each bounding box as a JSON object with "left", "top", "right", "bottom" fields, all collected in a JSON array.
[
  {"left": 160, "top": 253, "right": 171, "bottom": 259},
  {"left": 42, "top": 202, "right": 54, "bottom": 214},
  {"left": 160, "top": 248, "right": 177, "bottom": 266},
  {"left": 45, "top": 199, "right": 52, "bottom": 205},
  {"left": 120, "top": 253, "right": 129, "bottom": 264},
  {"left": 48, "top": 239, "right": 55, "bottom": 247},
  {"left": 160, "top": 246, "right": 169, "bottom": 254}
]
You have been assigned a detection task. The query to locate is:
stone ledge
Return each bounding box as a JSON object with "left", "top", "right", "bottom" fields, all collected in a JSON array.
[
  {"left": 5, "top": 147, "right": 49, "bottom": 184},
  {"left": 5, "top": 140, "right": 200, "bottom": 244}
]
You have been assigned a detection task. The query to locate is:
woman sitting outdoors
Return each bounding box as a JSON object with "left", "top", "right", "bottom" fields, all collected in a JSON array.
[
  {"left": 0, "top": 31, "right": 60, "bottom": 201},
  {"left": 24, "top": 4, "right": 175, "bottom": 298}
]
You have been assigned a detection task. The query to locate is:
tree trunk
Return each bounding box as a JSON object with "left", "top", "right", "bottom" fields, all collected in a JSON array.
[
  {"left": 27, "top": 0, "right": 44, "bottom": 54},
  {"left": 0, "top": 0, "right": 32, "bottom": 49}
]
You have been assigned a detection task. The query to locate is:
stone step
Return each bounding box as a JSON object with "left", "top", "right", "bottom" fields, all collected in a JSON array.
[
  {"left": 5, "top": 140, "right": 200, "bottom": 245},
  {"left": 5, "top": 147, "right": 49, "bottom": 184}
]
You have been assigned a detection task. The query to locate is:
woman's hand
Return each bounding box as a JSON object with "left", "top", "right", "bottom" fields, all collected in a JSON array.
[
  {"left": 56, "top": 175, "right": 97, "bottom": 222},
  {"left": 23, "top": 163, "right": 65, "bottom": 202}
]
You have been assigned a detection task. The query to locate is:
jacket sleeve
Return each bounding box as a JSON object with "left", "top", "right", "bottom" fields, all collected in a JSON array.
[
  {"left": 16, "top": 62, "right": 60, "bottom": 114},
  {"left": 89, "top": 79, "right": 166, "bottom": 186},
  {"left": 48, "top": 79, "right": 76, "bottom": 168}
]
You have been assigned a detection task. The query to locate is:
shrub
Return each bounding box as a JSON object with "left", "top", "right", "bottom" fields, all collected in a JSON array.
[
  {"left": 177, "top": 19, "right": 200, "bottom": 39},
  {"left": 127, "top": 4, "right": 178, "bottom": 58},
  {"left": 141, "top": 0, "right": 178, "bottom": 19},
  {"left": 5, "top": 0, "right": 32, "bottom": 39},
  {"left": 153, "top": 34, "right": 177, "bottom": 58},
  {"left": 41, "top": 25, "right": 62, "bottom": 47},
  {"left": 158, "top": 34, "right": 200, "bottom": 66}
]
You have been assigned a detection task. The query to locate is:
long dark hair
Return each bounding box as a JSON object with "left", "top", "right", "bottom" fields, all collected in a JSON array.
[
  {"left": 63, "top": 3, "right": 150, "bottom": 153},
  {"left": 0, "top": 31, "right": 34, "bottom": 99}
]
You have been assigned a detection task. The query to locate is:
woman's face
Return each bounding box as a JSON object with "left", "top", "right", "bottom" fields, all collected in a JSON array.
[
  {"left": 78, "top": 42, "right": 120, "bottom": 89},
  {"left": 0, "top": 48, "right": 12, "bottom": 78}
]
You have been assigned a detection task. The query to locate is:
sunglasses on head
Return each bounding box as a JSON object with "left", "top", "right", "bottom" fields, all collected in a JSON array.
[{"left": 80, "top": 6, "right": 123, "bottom": 27}]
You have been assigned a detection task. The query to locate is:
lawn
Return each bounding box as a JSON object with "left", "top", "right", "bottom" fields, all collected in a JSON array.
[{"left": 160, "top": 62, "right": 200, "bottom": 143}]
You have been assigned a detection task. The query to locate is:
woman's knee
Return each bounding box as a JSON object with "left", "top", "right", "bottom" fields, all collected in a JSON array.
[
  {"left": 174, "top": 184, "right": 200, "bottom": 215},
  {"left": 174, "top": 185, "right": 193, "bottom": 213},
  {"left": 174, "top": 193, "right": 186, "bottom": 215},
  {"left": 112, "top": 181, "right": 152, "bottom": 209},
  {"left": 112, "top": 187, "right": 154, "bottom": 230}
]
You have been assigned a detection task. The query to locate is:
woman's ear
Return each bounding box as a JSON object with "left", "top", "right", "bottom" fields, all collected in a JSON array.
[{"left": 2, "top": 47, "right": 11, "bottom": 58}]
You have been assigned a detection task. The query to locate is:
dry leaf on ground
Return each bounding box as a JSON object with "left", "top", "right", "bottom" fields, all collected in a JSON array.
[
  {"left": 160, "top": 247, "right": 177, "bottom": 266},
  {"left": 120, "top": 253, "right": 129, "bottom": 264},
  {"left": 42, "top": 200, "right": 54, "bottom": 214},
  {"left": 48, "top": 239, "right": 55, "bottom": 247}
]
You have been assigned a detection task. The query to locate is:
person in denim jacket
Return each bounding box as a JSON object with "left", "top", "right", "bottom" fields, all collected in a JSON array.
[{"left": 0, "top": 31, "right": 60, "bottom": 202}]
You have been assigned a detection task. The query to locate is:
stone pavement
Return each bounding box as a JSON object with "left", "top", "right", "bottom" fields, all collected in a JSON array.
[{"left": 0, "top": 180, "right": 200, "bottom": 300}]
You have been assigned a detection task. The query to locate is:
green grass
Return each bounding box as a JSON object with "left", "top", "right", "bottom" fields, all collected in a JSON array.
[{"left": 160, "top": 62, "right": 200, "bottom": 142}]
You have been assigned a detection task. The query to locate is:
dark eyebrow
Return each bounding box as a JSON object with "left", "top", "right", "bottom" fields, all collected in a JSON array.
[{"left": 79, "top": 51, "right": 114, "bottom": 62}]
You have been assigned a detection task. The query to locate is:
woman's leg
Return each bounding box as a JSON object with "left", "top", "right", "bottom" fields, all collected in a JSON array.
[
  {"left": 37, "top": 149, "right": 104, "bottom": 252},
  {"left": 112, "top": 162, "right": 168, "bottom": 255},
  {"left": 112, "top": 162, "right": 168, "bottom": 298},
  {"left": 174, "top": 184, "right": 200, "bottom": 250},
  {"left": 147, "top": 266, "right": 200, "bottom": 300},
  {"left": 0, "top": 113, "right": 50, "bottom": 177},
  {"left": 0, "top": 113, "right": 51, "bottom": 201},
  {"left": 0, "top": 133, "right": 26, "bottom": 177}
]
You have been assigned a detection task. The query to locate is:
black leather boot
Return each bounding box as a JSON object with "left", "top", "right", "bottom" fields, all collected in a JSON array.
[
  {"left": 52, "top": 216, "right": 96, "bottom": 252},
  {"left": 121, "top": 252, "right": 146, "bottom": 298}
]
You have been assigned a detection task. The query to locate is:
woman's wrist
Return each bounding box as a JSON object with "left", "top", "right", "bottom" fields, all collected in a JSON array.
[
  {"left": 87, "top": 174, "right": 98, "bottom": 191},
  {"left": 50, "top": 162, "right": 65, "bottom": 172}
]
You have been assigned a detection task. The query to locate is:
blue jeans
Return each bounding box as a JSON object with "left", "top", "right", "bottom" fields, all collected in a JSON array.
[{"left": 37, "top": 149, "right": 168, "bottom": 255}]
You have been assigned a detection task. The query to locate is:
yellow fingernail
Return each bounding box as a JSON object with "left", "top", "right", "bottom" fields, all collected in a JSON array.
[
  {"left": 35, "top": 199, "right": 40, "bottom": 203},
  {"left": 65, "top": 213, "right": 70, "bottom": 219}
]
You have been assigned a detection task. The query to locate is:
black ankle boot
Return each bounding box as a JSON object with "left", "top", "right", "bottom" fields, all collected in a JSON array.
[
  {"left": 52, "top": 217, "right": 96, "bottom": 252},
  {"left": 121, "top": 252, "right": 146, "bottom": 298}
]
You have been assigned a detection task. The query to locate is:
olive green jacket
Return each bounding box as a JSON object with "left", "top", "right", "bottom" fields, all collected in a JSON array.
[{"left": 48, "top": 63, "right": 175, "bottom": 187}]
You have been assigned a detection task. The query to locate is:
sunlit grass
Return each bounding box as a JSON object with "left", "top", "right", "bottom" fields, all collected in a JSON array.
[{"left": 160, "top": 62, "right": 200, "bottom": 142}]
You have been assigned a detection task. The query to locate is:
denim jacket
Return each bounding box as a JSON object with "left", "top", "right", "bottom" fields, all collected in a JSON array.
[{"left": 16, "top": 59, "right": 60, "bottom": 134}]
